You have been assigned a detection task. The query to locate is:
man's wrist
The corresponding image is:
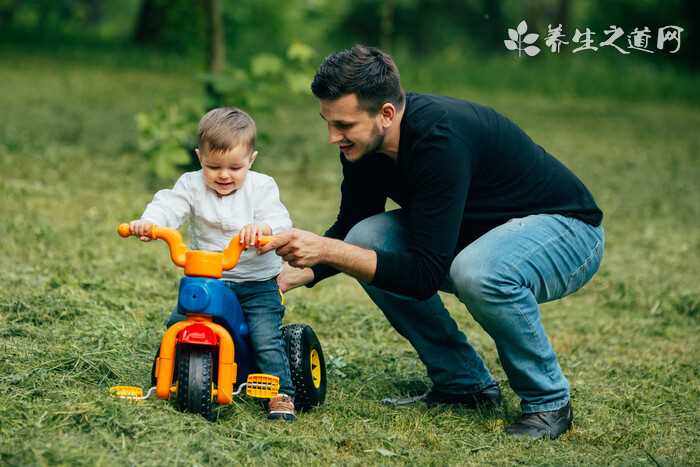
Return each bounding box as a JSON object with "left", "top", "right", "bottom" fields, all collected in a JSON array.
[{"left": 319, "top": 236, "right": 333, "bottom": 264}]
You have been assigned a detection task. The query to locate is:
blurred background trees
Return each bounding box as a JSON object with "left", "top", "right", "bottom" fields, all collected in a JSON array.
[
  {"left": 1, "top": 0, "right": 696, "bottom": 68},
  {"left": 1, "top": 0, "right": 696, "bottom": 180}
]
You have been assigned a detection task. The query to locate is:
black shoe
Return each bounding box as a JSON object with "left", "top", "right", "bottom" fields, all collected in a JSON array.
[
  {"left": 381, "top": 382, "right": 502, "bottom": 409},
  {"left": 505, "top": 401, "right": 573, "bottom": 439}
]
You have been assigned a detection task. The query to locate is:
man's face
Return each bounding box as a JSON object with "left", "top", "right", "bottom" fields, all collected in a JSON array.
[
  {"left": 196, "top": 144, "right": 257, "bottom": 196},
  {"left": 319, "top": 94, "right": 385, "bottom": 163}
]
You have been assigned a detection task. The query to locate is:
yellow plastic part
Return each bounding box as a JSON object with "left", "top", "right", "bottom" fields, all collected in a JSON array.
[
  {"left": 154, "top": 316, "right": 237, "bottom": 405},
  {"left": 110, "top": 385, "right": 144, "bottom": 400},
  {"left": 310, "top": 349, "right": 322, "bottom": 389},
  {"left": 117, "top": 223, "right": 273, "bottom": 278},
  {"left": 245, "top": 374, "right": 280, "bottom": 398}
]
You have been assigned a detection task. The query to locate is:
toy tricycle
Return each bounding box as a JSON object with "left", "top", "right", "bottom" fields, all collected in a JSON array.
[{"left": 111, "top": 223, "right": 326, "bottom": 419}]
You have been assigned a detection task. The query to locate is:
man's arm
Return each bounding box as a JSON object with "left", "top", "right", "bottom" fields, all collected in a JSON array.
[
  {"left": 260, "top": 230, "right": 377, "bottom": 285},
  {"left": 270, "top": 126, "right": 472, "bottom": 300}
]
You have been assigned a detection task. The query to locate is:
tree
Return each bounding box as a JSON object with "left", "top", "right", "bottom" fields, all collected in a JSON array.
[
  {"left": 555, "top": 0, "right": 570, "bottom": 32},
  {"left": 132, "top": 0, "right": 204, "bottom": 51},
  {"left": 133, "top": 0, "right": 165, "bottom": 46},
  {"left": 203, "top": 0, "right": 226, "bottom": 108}
]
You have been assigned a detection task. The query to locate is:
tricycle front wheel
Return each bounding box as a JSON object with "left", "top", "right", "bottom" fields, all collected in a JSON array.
[{"left": 175, "top": 345, "right": 214, "bottom": 420}]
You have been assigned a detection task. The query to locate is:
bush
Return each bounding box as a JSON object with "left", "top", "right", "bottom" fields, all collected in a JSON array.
[{"left": 136, "top": 43, "right": 316, "bottom": 181}]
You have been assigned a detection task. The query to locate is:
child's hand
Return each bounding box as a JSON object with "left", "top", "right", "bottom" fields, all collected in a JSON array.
[
  {"left": 239, "top": 223, "right": 271, "bottom": 248},
  {"left": 129, "top": 220, "right": 154, "bottom": 242}
]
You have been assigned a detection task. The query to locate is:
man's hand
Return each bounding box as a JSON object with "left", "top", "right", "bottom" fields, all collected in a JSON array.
[
  {"left": 258, "top": 228, "right": 327, "bottom": 268},
  {"left": 277, "top": 263, "right": 315, "bottom": 292},
  {"left": 128, "top": 220, "right": 154, "bottom": 242}
]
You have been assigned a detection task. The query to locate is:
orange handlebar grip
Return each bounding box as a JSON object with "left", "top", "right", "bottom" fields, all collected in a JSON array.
[
  {"left": 117, "top": 223, "right": 186, "bottom": 267},
  {"left": 117, "top": 223, "right": 157, "bottom": 240},
  {"left": 257, "top": 236, "right": 273, "bottom": 247},
  {"left": 117, "top": 223, "right": 131, "bottom": 237}
]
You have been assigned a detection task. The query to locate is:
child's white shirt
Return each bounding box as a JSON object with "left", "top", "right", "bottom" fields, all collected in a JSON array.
[{"left": 141, "top": 170, "right": 291, "bottom": 282}]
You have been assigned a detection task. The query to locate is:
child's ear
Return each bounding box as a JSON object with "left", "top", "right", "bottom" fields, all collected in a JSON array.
[
  {"left": 249, "top": 150, "right": 258, "bottom": 166},
  {"left": 195, "top": 148, "right": 202, "bottom": 164}
]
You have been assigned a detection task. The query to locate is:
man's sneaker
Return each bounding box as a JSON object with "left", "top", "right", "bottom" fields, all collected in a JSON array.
[
  {"left": 267, "top": 394, "right": 296, "bottom": 421},
  {"left": 505, "top": 401, "right": 573, "bottom": 439},
  {"left": 381, "top": 382, "right": 502, "bottom": 409}
]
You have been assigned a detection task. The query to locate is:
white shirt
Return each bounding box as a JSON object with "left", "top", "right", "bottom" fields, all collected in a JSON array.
[{"left": 141, "top": 170, "right": 292, "bottom": 282}]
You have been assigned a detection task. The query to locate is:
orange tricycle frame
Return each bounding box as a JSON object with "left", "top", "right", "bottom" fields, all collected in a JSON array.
[{"left": 117, "top": 223, "right": 274, "bottom": 405}]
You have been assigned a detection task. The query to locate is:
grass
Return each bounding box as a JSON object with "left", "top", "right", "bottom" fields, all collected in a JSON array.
[{"left": 1, "top": 43, "right": 699, "bottom": 466}]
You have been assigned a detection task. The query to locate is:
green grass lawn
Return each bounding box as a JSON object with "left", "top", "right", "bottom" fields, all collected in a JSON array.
[{"left": 1, "top": 46, "right": 699, "bottom": 466}]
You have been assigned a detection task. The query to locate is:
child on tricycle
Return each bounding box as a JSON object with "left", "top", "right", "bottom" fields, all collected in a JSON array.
[{"left": 120, "top": 107, "right": 324, "bottom": 421}]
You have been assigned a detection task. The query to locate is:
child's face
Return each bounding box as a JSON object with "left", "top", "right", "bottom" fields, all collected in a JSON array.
[{"left": 196, "top": 144, "right": 257, "bottom": 196}]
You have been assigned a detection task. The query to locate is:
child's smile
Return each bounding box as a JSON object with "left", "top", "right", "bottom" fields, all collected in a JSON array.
[{"left": 197, "top": 144, "right": 258, "bottom": 196}]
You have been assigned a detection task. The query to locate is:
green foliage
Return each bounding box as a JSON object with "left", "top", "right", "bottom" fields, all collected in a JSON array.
[
  {"left": 202, "top": 42, "right": 316, "bottom": 110},
  {"left": 0, "top": 0, "right": 142, "bottom": 38},
  {"left": 136, "top": 43, "right": 317, "bottom": 181},
  {"left": 136, "top": 100, "right": 203, "bottom": 181}
]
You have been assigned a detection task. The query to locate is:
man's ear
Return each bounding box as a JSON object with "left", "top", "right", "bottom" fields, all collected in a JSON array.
[
  {"left": 379, "top": 103, "right": 396, "bottom": 129},
  {"left": 249, "top": 150, "right": 258, "bottom": 166}
]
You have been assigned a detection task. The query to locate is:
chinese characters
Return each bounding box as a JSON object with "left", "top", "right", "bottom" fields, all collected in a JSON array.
[{"left": 505, "top": 20, "right": 683, "bottom": 56}]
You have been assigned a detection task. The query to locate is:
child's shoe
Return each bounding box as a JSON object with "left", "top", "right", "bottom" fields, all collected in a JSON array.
[{"left": 268, "top": 394, "right": 296, "bottom": 421}]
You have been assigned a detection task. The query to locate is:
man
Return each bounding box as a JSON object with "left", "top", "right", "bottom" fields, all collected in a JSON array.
[{"left": 259, "top": 45, "right": 604, "bottom": 439}]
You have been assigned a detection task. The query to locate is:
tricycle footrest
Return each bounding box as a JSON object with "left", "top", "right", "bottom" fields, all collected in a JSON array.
[{"left": 245, "top": 374, "right": 280, "bottom": 398}]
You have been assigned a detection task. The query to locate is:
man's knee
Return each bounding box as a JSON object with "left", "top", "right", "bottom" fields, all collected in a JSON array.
[
  {"left": 450, "top": 262, "right": 486, "bottom": 304},
  {"left": 449, "top": 252, "right": 517, "bottom": 310},
  {"left": 344, "top": 212, "right": 401, "bottom": 250}
]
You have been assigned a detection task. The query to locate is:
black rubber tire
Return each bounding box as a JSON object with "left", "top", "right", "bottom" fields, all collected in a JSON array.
[
  {"left": 282, "top": 324, "right": 326, "bottom": 411},
  {"left": 175, "top": 345, "right": 214, "bottom": 420}
]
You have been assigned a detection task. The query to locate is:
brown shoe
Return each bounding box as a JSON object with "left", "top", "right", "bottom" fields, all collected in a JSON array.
[{"left": 268, "top": 394, "right": 296, "bottom": 421}]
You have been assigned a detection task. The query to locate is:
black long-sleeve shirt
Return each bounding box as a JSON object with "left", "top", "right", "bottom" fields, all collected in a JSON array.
[{"left": 309, "top": 92, "right": 603, "bottom": 300}]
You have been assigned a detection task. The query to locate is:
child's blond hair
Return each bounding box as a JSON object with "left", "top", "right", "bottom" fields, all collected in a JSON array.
[{"left": 198, "top": 107, "right": 256, "bottom": 154}]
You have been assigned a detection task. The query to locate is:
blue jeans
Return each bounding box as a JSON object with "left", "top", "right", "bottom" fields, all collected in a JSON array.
[
  {"left": 346, "top": 211, "right": 604, "bottom": 413},
  {"left": 166, "top": 278, "right": 294, "bottom": 397}
]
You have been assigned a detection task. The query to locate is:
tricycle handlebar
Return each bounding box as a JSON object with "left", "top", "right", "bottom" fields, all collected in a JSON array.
[{"left": 117, "top": 223, "right": 273, "bottom": 278}]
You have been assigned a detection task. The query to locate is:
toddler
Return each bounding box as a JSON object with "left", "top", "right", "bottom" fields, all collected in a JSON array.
[{"left": 128, "top": 107, "right": 295, "bottom": 421}]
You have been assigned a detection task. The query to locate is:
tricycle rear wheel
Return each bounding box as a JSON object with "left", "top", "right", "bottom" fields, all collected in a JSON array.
[
  {"left": 282, "top": 324, "right": 326, "bottom": 411},
  {"left": 175, "top": 345, "right": 214, "bottom": 420}
]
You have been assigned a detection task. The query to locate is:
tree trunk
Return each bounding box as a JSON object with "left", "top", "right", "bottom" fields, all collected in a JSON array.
[
  {"left": 683, "top": 0, "right": 699, "bottom": 70},
  {"left": 483, "top": 0, "right": 505, "bottom": 49},
  {"left": 526, "top": 0, "right": 545, "bottom": 34},
  {"left": 0, "top": 0, "right": 21, "bottom": 29},
  {"left": 380, "top": 0, "right": 395, "bottom": 51},
  {"left": 202, "top": 0, "right": 226, "bottom": 109},
  {"left": 555, "top": 0, "right": 570, "bottom": 31},
  {"left": 85, "top": 0, "right": 104, "bottom": 26},
  {"left": 133, "top": 0, "right": 166, "bottom": 46},
  {"left": 203, "top": 0, "right": 225, "bottom": 75}
]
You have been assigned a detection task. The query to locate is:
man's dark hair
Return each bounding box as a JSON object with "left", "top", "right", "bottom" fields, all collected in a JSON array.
[{"left": 311, "top": 45, "right": 405, "bottom": 114}]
